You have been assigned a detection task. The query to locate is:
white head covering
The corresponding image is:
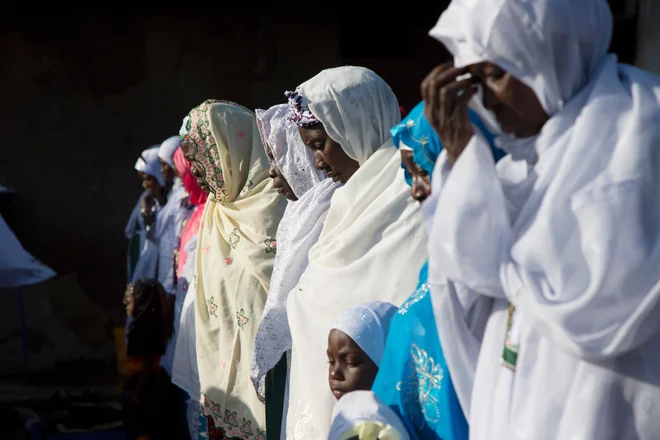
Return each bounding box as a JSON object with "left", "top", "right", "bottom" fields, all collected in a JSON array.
[
  {"left": 255, "top": 104, "right": 325, "bottom": 198},
  {"left": 285, "top": 67, "right": 426, "bottom": 438},
  {"left": 250, "top": 104, "right": 341, "bottom": 399},
  {"left": 158, "top": 136, "right": 180, "bottom": 168},
  {"left": 294, "top": 66, "right": 400, "bottom": 165},
  {"left": 134, "top": 145, "right": 165, "bottom": 186},
  {"left": 329, "top": 391, "right": 410, "bottom": 440},
  {"left": 426, "top": 2, "right": 660, "bottom": 438},
  {"left": 331, "top": 301, "right": 397, "bottom": 367},
  {"left": 429, "top": 0, "right": 612, "bottom": 117}
]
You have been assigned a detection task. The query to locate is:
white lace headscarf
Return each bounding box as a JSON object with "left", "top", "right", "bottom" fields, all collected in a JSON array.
[
  {"left": 256, "top": 104, "right": 325, "bottom": 198},
  {"left": 251, "top": 104, "right": 340, "bottom": 400}
]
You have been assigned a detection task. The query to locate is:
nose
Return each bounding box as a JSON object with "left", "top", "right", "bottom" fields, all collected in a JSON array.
[
  {"left": 329, "top": 364, "right": 343, "bottom": 381},
  {"left": 268, "top": 163, "right": 277, "bottom": 179},
  {"left": 313, "top": 151, "right": 327, "bottom": 171}
]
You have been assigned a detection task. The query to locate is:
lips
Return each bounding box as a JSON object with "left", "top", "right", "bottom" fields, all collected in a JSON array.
[{"left": 331, "top": 384, "right": 346, "bottom": 399}]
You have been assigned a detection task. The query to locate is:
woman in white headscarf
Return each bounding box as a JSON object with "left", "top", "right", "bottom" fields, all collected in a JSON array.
[
  {"left": 423, "top": 1, "right": 660, "bottom": 438},
  {"left": 183, "top": 100, "right": 286, "bottom": 439},
  {"left": 125, "top": 146, "right": 167, "bottom": 283},
  {"left": 251, "top": 103, "right": 340, "bottom": 438},
  {"left": 284, "top": 66, "right": 427, "bottom": 439}
]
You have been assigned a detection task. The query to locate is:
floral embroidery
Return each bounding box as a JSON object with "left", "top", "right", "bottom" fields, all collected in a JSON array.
[
  {"left": 396, "top": 343, "right": 444, "bottom": 427},
  {"left": 210, "top": 401, "right": 222, "bottom": 419},
  {"left": 236, "top": 130, "right": 245, "bottom": 139},
  {"left": 207, "top": 296, "right": 218, "bottom": 318},
  {"left": 236, "top": 309, "right": 249, "bottom": 329},
  {"left": 224, "top": 257, "right": 233, "bottom": 266},
  {"left": 221, "top": 360, "right": 227, "bottom": 368},
  {"left": 240, "top": 418, "right": 254, "bottom": 437},
  {"left": 291, "top": 401, "right": 313, "bottom": 440},
  {"left": 229, "top": 229, "right": 241, "bottom": 249},
  {"left": 223, "top": 410, "right": 239, "bottom": 428},
  {"left": 181, "top": 279, "right": 189, "bottom": 293},
  {"left": 202, "top": 245, "right": 210, "bottom": 253},
  {"left": 254, "top": 429, "right": 267, "bottom": 440},
  {"left": 398, "top": 284, "right": 429, "bottom": 315},
  {"left": 264, "top": 237, "right": 277, "bottom": 254}
]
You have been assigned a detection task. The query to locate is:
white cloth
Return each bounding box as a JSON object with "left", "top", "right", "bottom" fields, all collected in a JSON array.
[
  {"left": 0, "top": 214, "right": 56, "bottom": 288},
  {"left": 331, "top": 302, "right": 397, "bottom": 367},
  {"left": 159, "top": 136, "right": 180, "bottom": 167},
  {"left": 251, "top": 103, "right": 339, "bottom": 400},
  {"left": 134, "top": 145, "right": 165, "bottom": 186},
  {"left": 256, "top": 104, "right": 325, "bottom": 198},
  {"left": 172, "top": 234, "right": 200, "bottom": 399},
  {"left": 328, "top": 391, "right": 410, "bottom": 440},
  {"left": 286, "top": 66, "right": 427, "bottom": 439},
  {"left": 159, "top": 179, "right": 194, "bottom": 375},
  {"left": 427, "top": 1, "right": 660, "bottom": 439}
]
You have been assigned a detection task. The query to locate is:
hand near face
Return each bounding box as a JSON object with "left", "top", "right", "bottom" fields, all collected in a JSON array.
[
  {"left": 421, "top": 63, "right": 479, "bottom": 166},
  {"left": 140, "top": 195, "right": 156, "bottom": 228}
]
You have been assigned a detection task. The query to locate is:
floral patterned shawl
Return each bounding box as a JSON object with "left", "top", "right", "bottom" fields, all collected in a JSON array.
[{"left": 184, "top": 100, "right": 286, "bottom": 439}]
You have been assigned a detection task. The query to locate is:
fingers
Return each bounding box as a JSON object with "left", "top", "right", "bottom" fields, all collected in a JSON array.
[
  {"left": 421, "top": 62, "right": 453, "bottom": 101},
  {"left": 440, "top": 77, "right": 479, "bottom": 130}
]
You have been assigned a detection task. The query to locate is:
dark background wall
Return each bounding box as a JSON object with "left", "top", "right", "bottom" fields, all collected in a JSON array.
[{"left": 0, "top": 3, "right": 639, "bottom": 373}]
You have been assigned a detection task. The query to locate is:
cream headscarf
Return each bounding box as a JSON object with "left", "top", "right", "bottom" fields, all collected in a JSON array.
[
  {"left": 186, "top": 100, "right": 286, "bottom": 438},
  {"left": 285, "top": 67, "right": 427, "bottom": 438}
]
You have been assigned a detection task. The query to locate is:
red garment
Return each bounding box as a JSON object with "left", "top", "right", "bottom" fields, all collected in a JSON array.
[{"left": 173, "top": 149, "right": 207, "bottom": 276}]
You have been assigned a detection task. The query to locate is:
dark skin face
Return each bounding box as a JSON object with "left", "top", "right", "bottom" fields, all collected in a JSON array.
[
  {"left": 264, "top": 142, "right": 297, "bottom": 201},
  {"left": 299, "top": 125, "right": 359, "bottom": 184},
  {"left": 137, "top": 171, "right": 162, "bottom": 198},
  {"left": 327, "top": 329, "right": 379, "bottom": 400},
  {"left": 180, "top": 140, "right": 211, "bottom": 194},
  {"left": 421, "top": 61, "right": 548, "bottom": 166},
  {"left": 400, "top": 150, "right": 432, "bottom": 203},
  {"left": 159, "top": 158, "right": 176, "bottom": 187}
]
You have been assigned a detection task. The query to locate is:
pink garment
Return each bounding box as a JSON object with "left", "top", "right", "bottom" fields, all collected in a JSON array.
[{"left": 173, "top": 149, "right": 207, "bottom": 275}]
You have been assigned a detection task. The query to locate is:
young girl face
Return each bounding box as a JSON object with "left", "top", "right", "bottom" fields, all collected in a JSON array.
[{"left": 327, "top": 329, "right": 379, "bottom": 400}]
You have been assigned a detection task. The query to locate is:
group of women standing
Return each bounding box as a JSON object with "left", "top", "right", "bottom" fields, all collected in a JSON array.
[{"left": 123, "top": 1, "right": 660, "bottom": 439}]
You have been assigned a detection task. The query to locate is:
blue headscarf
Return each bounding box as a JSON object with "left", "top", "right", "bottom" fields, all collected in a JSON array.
[
  {"left": 392, "top": 101, "right": 504, "bottom": 185},
  {"left": 372, "top": 102, "right": 504, "bottom": 440}
]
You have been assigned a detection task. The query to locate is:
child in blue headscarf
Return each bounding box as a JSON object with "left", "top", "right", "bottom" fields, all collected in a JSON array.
[{"left": 371, "top": 101, "right": 503, "bottom": 440}]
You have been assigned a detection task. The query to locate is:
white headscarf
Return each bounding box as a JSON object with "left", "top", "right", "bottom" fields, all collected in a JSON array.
[
  {"left": 134, "top": 145, "right": 165, "bottom": 186},
  {"left": 426, "top": 1, "right": 660, "bottom": 438},
  {"left": 251, "top": 104, "right": 340, "bottom": 400},
  {"left": 158, "top": 136, "right": 180, "bottom": 168},
  {"left": 297, "top": 67, "right": 400, "bottom": 166},
  {"left": 331, "top": 302, "right": 397, "bottom": 367},
  {"left": 329, "top": 391, "right": 410, "bottom": 440},
  {"left": 256, "top": 104, "right": 325, "bottom": 198},
  {"left": 285, "top": 66, "right": 426, "bottom": 438}
]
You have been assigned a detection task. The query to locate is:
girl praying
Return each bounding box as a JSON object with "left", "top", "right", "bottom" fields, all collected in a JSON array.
[{"left": 327, "top": 302, "right": 397, "bottom": 400}]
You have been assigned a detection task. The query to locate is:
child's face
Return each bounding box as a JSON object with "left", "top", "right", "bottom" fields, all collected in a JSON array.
[
  {"left": 123, "top": 285, "right": 135, "bottom": 318},
  {"left": 327, "top": 329, "right": 379, "bottom": 400}
]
